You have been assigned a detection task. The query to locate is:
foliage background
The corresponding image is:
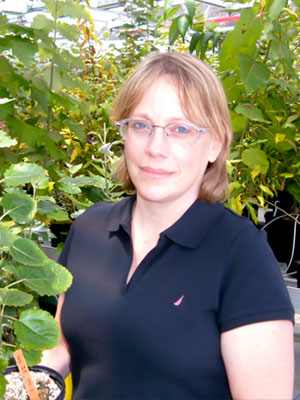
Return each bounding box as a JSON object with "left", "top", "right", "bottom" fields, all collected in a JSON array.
[
  {"left": 0, "top": 0, "right": 299, "bottom": 231},
  {"left": 0, "top": 0, "right": 298, "bottom": 393}
]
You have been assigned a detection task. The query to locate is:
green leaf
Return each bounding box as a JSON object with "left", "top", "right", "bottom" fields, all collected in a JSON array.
[
  {"left": 64, "top": 120, "right": 85, "bottom": 143},
  {"left": 57, "top": 22, "right": 80, "bottom": 41},
  {"left": 219, "top": 9, "right": 263, "bottom": 71},
  {"left": 270, "top": 35, "right": 293, "bottom": 65},
  {"left": 0, "top": 35, "right": 38, "bottom": 67},
  {"left": 33, "top": 174, "right": 50, "bottom": 190},
  {"left": 57, "top": 180, "right": 82, "bottom": 195},
  {"left": 42, "top": 66, "right": 62, "bottom": 91},
  {"left": 14, "top": 260, "right": 73, "bottom": 296},
  {"left": 22, "top": 349, "right": 42, "bottom": 367},
  {"left": 38, "top": 200, "right": 67, "bottom": 217},
  {"left": 185, "top": 0, "right": 195, "bottom": 22},
  {"left": 2, "top": 192, "right": 37, "bottom": 223},
  {"left": 0, "top": 223, "right": 17, "bottom": 246},
  {"left": 164, "top": 0, "right": 173, "bottom": 19},
  {"left": 169, "top": 18, "right": 180, "bottom": 45},
  {"left": 189, "top": 32, "right": 202, "bottom": 53},
  {"left": 4, "top": 162, "right": 47, "bottom": 187},
  {"left": 0, "top": 130, "right": 17, "bottom": 148},
  {"left": 14, "top": 309, "right": 60, "bottom": 351},
  {"left": 242, "top": 148, "right": 269, "bottom": 175},
  {"left": 0, "top": 358, "right": 8, "bottom": 374},
  {"left": 44, "top": 0, "right": 65, "bottom": 18},
  {"left": 235, "top": 104, "right": 267, "bottom": 122},
  {"left": 0, "top": 13, "right": 8, "bottom": 35},
  {"left": 6, "top": 118, "right": 46, "bottom": 149},
  {"left": 0, "top": 100, "right": 14, "bottom": 120},
  {"left": 64, "top": 176, "right": 100, "bottom": 187},
  {"left": 31, "top": 14, "right": 55, "bottom": 33},
  {"left": 31, "top": 82, "right": 49, "bottom": 114},
  {"left": 47, "top": 209, "right": 70, "bottom": 222},
  {"left": 9, "top": 238, "right": 49, "bottom": 266},
  {"left": 0, "top": 374, "right": 7, "bottom": 399},
  {"left": 177, "top": 14, "right": 190, "bottom": 41},
  {"left": 268, "top": 0, "right": 287, "bottom": 21},
  {"left": 63, "top": 0, "right": 89, "bottom": 20},
  {"left": 42, "top": 135, "right": 67, "bottom": 161},
  {"left": 0, "top": 288, "right": 33, "bottom": 307},
  {"left": 231, "top": 114, "right": 247, "bottom": 133},
  {"left": 166, "top": 6, "right": 180, "bottom": 19},
  {"left": 238, "top": 54, "right": 270, "bottom": 93}
]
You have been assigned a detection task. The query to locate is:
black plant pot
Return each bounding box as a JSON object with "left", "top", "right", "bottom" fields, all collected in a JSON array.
[{"left": 3, "top": 365, "right": 65, "bottom": 400}]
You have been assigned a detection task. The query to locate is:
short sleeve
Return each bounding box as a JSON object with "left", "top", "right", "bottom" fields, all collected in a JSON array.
[{"left": 218, "top": 226, "right": 294, "bottom": 332}]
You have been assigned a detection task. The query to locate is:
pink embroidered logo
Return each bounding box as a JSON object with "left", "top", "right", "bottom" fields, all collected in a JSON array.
[{"left": 173, "top": 295, "right": 184, "bottom": 306}]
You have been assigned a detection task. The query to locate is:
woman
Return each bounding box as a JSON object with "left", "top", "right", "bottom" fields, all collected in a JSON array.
[{"left": 42, "top": 52, "right": 294, "bottom": 399}]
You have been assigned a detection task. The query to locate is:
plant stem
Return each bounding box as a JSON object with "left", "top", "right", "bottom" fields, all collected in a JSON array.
[
  {"left": 45, "top": 0, "right": 59, "bottom": 167},
  {"left": 0, "top": 305, "right": 4, "bottom": 352},
  {"left": 2, "top": 342, "right": 16, "bottom": 348},
  {"left": 5, "top": 279, "right": 25, "bottom": 289},
  {"left": 1, "top": 314, "right": 17, "bottom": 321},
  {"left": 264, "top": 199, "right": 300, "bottom": 225}
]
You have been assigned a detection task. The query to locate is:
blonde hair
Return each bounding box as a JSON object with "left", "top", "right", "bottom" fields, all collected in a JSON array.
[{"left": 111, "top": 51, "right": 232, "bottom": 203}]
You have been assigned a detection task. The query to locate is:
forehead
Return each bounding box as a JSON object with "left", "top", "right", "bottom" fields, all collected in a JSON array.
[{"left": 130, "top": 76, "right": 186, "bottom": 119}]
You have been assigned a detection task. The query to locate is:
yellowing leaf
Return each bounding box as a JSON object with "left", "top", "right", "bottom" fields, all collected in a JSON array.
[
  {"left": 228, "top": 196, "right": 243, "bottom": 215},
  {"left": 229, "top": 181, "right": 242, "bottom": 191},
  {"left": 70, "top": 148, "right": 78, "bottom": 163},
  {"left": 85, "top": 7, "right": 96, "bottom": 30},
  {"left": 280, "top": 173, "right": 294, "bottom": 178},
  {"left": 259, "top": 184, "right": 274, "bottom": 197},
  {"left": 48, "top": 182, "right": 55, "bottom": 191},
  {"left": 257, "top": 196, "right": 265, "bottom": 207},
  {"left": 251, "top": 168, "right": 260, "bottom": 180},
  {"left": 275, "top": 133, "right": 286, "bottom": 143}
]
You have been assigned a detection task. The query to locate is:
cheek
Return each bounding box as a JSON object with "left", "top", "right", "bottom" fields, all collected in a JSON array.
[
  {"left": 183, "top": 147, "right": 211, "bottom": 175},
  {"left": 124, "top": 141, "right": 138, "bottom": 163}
]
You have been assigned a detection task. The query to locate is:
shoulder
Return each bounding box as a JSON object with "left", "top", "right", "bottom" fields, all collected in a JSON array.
[
  {"left": 73, "top": 196, "right": 133, "bottom": 231},
  {"left": 197, "top": 201, "right": 265, "bottom": 245},
  {"left": 219, "top": 204, "right": 258, "bottom": 232},
  {"left": 58, "top": 196, "right": 133, "bottom": 265},
  {"left": 215, "top": 204, "right": 268, "bottom": 244}
]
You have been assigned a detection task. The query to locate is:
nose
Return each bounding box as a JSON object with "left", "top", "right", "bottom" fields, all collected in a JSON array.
[{"left": 145, "top": 126, "right": 170, "bottom": 157}]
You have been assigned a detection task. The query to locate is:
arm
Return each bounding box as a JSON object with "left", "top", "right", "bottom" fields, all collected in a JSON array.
[
  {"left": 221, "top": 319, "right": 294, "bottom": 400},
  {"left": 41, "top": 293, "right": 71, "bottom": 378}
]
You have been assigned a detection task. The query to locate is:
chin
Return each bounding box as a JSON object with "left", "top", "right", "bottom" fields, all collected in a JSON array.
[{"left": 137, "top": 189, "right": 172, "bottom": 203}]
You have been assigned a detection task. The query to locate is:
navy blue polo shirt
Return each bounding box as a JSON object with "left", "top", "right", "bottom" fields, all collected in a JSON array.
[{"left": 60, "top": 196, "right": 294, "bottom": 400}]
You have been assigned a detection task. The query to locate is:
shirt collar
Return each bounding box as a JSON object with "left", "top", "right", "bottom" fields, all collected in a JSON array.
[
  {"left": 163, "top": 199, "right": 225, "bottom": 248},
  {"left": 107, "top": 196, "right": 135, "bottom": 235},
  {"left": 108, "top": 196, "right": 225, "bottom": 248}
]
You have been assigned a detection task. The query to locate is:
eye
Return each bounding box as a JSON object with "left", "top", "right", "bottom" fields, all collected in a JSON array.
[
  {"left": 129, "top": 120, "right": 150, "bottom": 131},
  {"left": 168, "top": 123, "right": 192, "bottom": 135}
]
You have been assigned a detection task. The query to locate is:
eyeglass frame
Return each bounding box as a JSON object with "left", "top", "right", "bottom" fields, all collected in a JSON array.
[{"left": 115, "top": 118, "right": 208, "bottom": 145}]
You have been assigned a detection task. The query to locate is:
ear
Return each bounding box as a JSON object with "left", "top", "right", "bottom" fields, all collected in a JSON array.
[{"left": 208, "top": 134, "right": 222, "bottom": 163}]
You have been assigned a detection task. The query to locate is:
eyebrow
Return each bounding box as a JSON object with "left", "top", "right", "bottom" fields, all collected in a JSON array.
[{"left": 130, "top": 113, "right": 191, "bottom": 123}]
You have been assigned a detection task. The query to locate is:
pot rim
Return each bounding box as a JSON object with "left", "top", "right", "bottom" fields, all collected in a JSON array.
[{"left": 3, "top": 364, "right": 66, "bottom": 400}]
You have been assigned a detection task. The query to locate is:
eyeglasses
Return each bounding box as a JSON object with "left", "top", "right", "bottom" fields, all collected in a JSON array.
[{"left": 115, "top": 118, "right": 208, "bottom": 146}]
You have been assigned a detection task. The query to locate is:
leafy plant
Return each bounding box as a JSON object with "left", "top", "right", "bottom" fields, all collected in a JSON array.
[
  {"left": 159, "top": 0, "right": 300, "bottom": 221},
  {"left": 0, "top": 0, "right": 127, "bottom": 235},
  {"left": 0, "top": 132, "right": 73, "bottom": 397}
]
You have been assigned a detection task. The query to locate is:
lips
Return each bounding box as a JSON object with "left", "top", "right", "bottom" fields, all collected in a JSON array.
[{"left": 140, "top": 166, "right": 173, "bottom": 178}]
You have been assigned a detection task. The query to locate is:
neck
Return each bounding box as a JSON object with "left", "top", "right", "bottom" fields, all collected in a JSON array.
[{"left": 132, "top": 195, "right": 197, "bottom": 235}]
